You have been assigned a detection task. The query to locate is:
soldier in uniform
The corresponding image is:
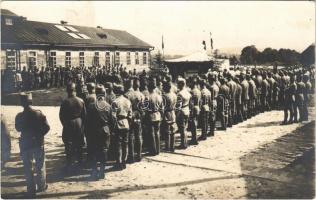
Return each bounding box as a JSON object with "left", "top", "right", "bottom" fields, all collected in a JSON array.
[
  {"left": 84, "top": 83, "right": 97, "bottom": 164},
  {"left": 145, "top": 78, "right": 164, "bottom": 155},
  {"left": 165, "top": 75, "right": 178, "bottom": 94},
  {"left": 218, "top": 78, "right": 230, "bottom": 130},
  {"left": 162, "top": 81, "right": 178, "bottom": 151},
  {"left": 15, "top": 93, "right": 50, "bottom": 197},
  {"left": 247, "top": 73, "right": 257, "bottom": 118},
  {"left": 86, "top": 85, "right": 112, "bottom": 180},
  {"left": 198, "top": 79, "right": 211, "bottom": 140},
  {"left": 254, "top": 69, "right": 263, "bottom": 114},
  {"left": 21, "top": 67, "right": 28, "bottom": 91},
  {"left": 283, "top": 74, "right": 297, "bottom": 124},
  {"left": 112, "top": 85, "right": 132, "bottom": 170},
  {"left": 296, "top": 74, "right": 305, "bottom": 122},
  {"left": 125, "top": 78, "right": 145, "bottom": 162},
  {"left": 76, "top": 79, "right": 88, "bottom": 102},
  {"left": 55, "top": 68, "right": 61, "bottom": 88},
  {"left": 208, "top": 72, "right": 219, "bottom": 136},
  {"left": 188, "top": 77, "right": 201, "bottom": 145},
  {"left": 234, "top": 76, "right": 243, "bottom": 123},
  {"left": 176, "top": 78, "right": 191, "bottom": 148},
  {"left": 226, "top": 72, "right": 237, "bottom": 126},
  {"left": 261, "top": 72, "right": 270, "bottom": 112},
  {"left": 240, "top": 72, "right": 250, "bottom": 119},
  {"left": 267, "top": 72, "right": 277, "bottom": 110},
  {"left": 59, "top": 83, "right": 86, "bottom": 170},
  {"left": 302, "top": 74, "right": 312, "bottom": 121},
  {"left": 105, "top": 82, "right": 116, "bottom": 105}
]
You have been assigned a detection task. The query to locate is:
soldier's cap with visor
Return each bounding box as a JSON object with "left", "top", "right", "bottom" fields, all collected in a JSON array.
[
  {"left": 104, "top": 82, "right": 113, "bottom": 89},
  {"left": 66, "top": 82, "right": 76, "bottom": 92},
  {"left": 96, "top": 84, "right": 106, "bottom": 95},
  {"left": 20, "top": 92, "right": 32, "bottom": 106},
  {"left": 87, "top": 82, "right": 96, "bottom": 92},
  {"left": 177, "top": 77, "right": 186, "bottom": 85},
  {"left": 114, "top": 84, "right": 125, "bottom": 95}
]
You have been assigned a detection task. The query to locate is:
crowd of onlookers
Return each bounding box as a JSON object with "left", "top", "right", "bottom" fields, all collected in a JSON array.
[{"left": 1, "top": 64, "right": 142, "bottom": 93}]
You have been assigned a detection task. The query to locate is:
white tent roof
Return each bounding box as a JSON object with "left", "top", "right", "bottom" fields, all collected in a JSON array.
[{"left": 166, "top": 51, "right": 213, "bottom": 63}]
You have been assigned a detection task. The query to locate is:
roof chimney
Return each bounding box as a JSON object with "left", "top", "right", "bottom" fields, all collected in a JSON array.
[{"left": 60, "top": 20, "right": 68, "bottom": 25}]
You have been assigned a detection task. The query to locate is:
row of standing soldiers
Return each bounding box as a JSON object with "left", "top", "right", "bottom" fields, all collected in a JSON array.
[
  {"left": 2, "top": 64, "right": 140, "bottom": 93},
  {"left": 59, "top": 67, "right": 315, "bottom": 181},
  {"left": 13, "top": 66, "right": 315, "bottom": 196}
]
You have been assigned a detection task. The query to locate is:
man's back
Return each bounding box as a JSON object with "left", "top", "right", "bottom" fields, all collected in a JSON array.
[
  {"left": 15, "top": 108, "right": 50, "bottom": 150},
  {"left": 60, "top": 96, "right": 85, "bottom": 123}
]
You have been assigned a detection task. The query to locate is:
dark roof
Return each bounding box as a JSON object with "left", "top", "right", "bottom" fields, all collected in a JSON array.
[
  {"left": 1, "top": 9, "right": 19, "bottom": 17},
  {"left": 1, "top": 10, "right": 153, "bottom": 50}
]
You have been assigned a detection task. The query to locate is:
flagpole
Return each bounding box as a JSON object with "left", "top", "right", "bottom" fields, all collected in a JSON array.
[{"left": 162, "top": 35, "right": 165, "bottom": 66}]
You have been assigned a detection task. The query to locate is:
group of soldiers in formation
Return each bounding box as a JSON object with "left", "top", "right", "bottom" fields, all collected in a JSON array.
[
  {"left": 12, "top": 63, "right": 315, "bottom": 197},
  {"left": 2, "top": 64, "right": 139, "bottom": 93}
]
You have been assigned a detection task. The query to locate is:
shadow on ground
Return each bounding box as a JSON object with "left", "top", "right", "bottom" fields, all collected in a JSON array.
[{"left": 240, "top": 121, "right": 315, "bottom": 199}]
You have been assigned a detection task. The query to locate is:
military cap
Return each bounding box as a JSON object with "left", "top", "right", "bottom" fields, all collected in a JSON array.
[
  {"left": 96, "top": 84, "right": 106, "bottom": 95},
  {"left": 177, "top": 77, "right": 186, "bottom": 85},
  {"left": 20, "top": 92, "right": 32, "bottom": 104},
  {"left": 104, "top": 82, "right": 113, "bottom": 89},
  {"left": 67, "top": 82, "right": 76, "bottom": 92},
  {"left": 87, "top": 82, "right": 96, "bottom": 91},
  {"left": 114, "top": 84, "right": 125, "bottom": 95}
]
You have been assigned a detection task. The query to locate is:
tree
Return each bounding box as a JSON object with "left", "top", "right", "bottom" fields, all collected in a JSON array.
[
  {"left": 240, "top": 45, "right": 259, "bottom": 65},
  {"left": 229, "top": 56, "right": 239, "bottom": 66},
  {"left": 259, "top": 48, "right": 278, "bottom": 64},
  {"left": 153, "top": 51, "right": 163, "bottom": 68},
  {"left": 278, "top": 48, "right": 300, "bottom": 66}
]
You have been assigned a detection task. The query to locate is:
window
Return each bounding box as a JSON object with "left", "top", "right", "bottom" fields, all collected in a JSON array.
[
  {"left": 77, "top": 33, "right": 91, "bottom": 39},
  {"left": 65, "top": 26, "right": 79, "bottom": 32},
  {"left": 5, "top": 18, "right": 13, "bottom": 26},
  {"left": 135, "top": 52, "right": 139, "bottom": 65},
  {"left": 28, "top": 51, "right": 37, "bottom": 69},
  {"left": 6, "top": 50, "right": 16, "bottom": 68},
  {"left": 115, "top": 52, "right": 120, "bottom": 65},
  {"left": 65, "top": 52, "right": 71, "bottom": 68},
  {"left": 67, "top": 32, "right": 82, "bottom": 39},
  {"left": 49, "top": 52, "right": 56, "bottom": 68},
  {"left": 143, "top": 52, "right": 147, "bottom": 65},
  {"left": 105, "top": 52, "right": 111, "bottom": 66},
  {"left": 55, "top": 25, "right": 68, "bottom": 31},
  {"left": 79, "top": 52, "right": 84, "bottom": 67},
  {"left": 126, "top": 52, "right": 131, "bottom": 65},
  {"left": 93, "top": 52, "right": 99, "bottom": 66}
]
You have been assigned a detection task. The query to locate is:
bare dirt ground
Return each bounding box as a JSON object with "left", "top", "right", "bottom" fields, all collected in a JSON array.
[{"left": 1, "top": 104, "right": 315, "bottom": 199}]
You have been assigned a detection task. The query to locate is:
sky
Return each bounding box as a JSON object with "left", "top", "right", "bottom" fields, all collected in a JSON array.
[{"left": 1, "top": 1, "right": 315, "bottom": 55}]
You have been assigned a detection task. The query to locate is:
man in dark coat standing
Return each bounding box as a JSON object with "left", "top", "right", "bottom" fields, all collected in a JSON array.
[
  {"left": 59, "top": 83, "right": 86, "bottom": 170},
  {"left": 86, "top": 85, "right": 112, "bottom": 180},
  {"left": 15, "top": 93, "right": 50, "bottom": 198}
]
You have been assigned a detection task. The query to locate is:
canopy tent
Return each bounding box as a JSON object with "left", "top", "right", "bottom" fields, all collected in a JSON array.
[
  {"left": 165, "top": 51, "right": 214, "bottom": 63},
  {"left": 165, "top": 51, "right": 214, "bottom": 79}
]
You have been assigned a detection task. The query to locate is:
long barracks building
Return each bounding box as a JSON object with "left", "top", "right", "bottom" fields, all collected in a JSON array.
[{"left": 1, "top": 9, "right": 154, "bottom": 71}]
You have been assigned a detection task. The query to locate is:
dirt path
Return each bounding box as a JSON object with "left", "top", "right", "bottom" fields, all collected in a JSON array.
[{"left": 1, "top": 106, "right": 315, "bottom": 199}]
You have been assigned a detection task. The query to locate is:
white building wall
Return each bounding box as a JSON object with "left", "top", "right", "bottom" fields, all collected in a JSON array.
[{"left": 1, "top": 48, "right": 150, "bottom": 71}]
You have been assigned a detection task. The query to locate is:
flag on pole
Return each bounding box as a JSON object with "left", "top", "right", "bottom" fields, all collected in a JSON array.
[
  {"left": 210, "top": 32, "right": 213, "bottom": 50},
  {"left": 162, "top": 35, "right": 164, "bottom": 50}
]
